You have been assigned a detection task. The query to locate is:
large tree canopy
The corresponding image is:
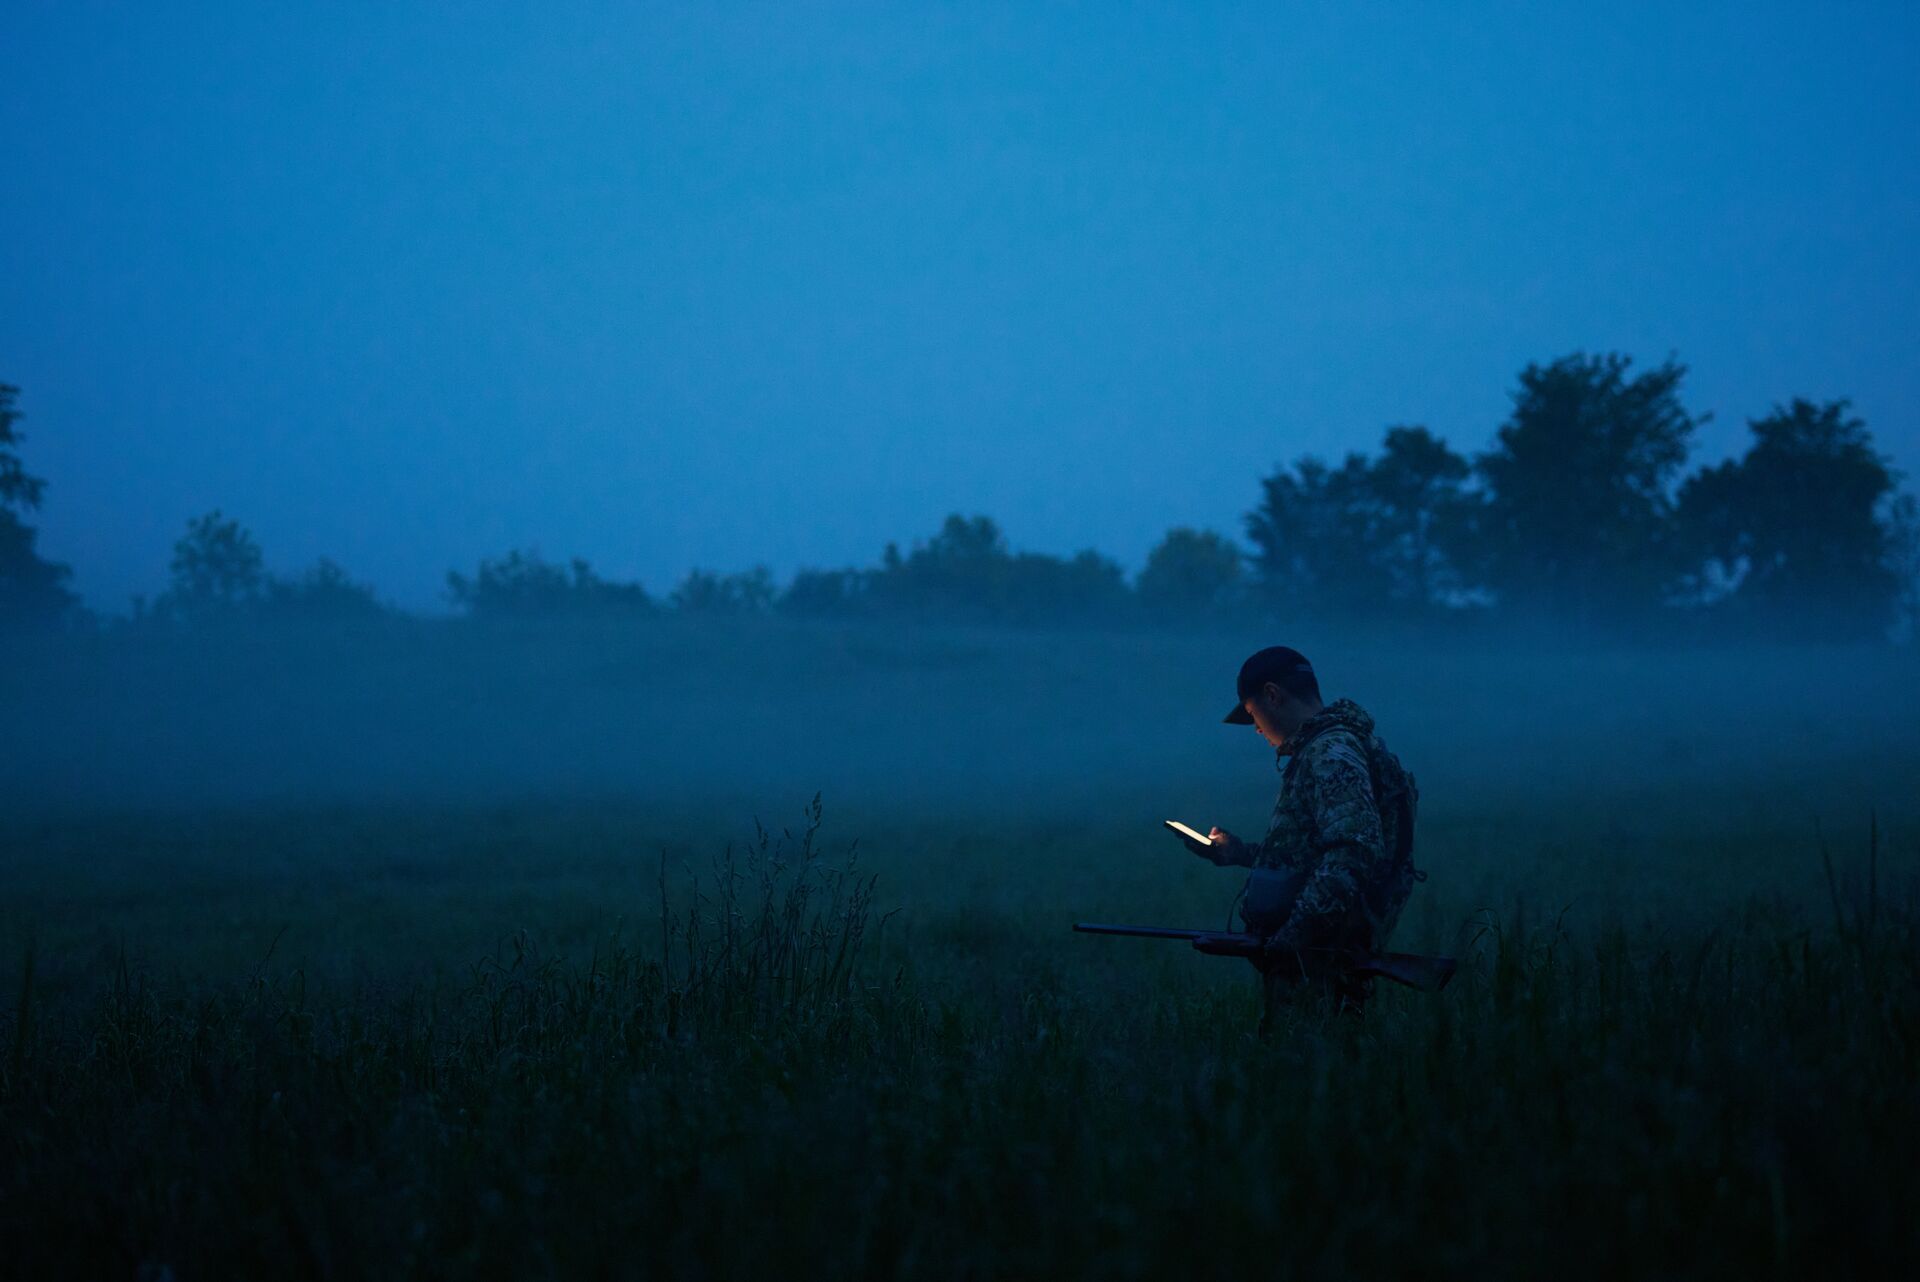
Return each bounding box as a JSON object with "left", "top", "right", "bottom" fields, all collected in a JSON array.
[
  {"left": 1137, "top": 527, "right": 1243, "bottom": 613},
  {"left": 1472, "top": 353, "right": 1701, "bottom": 624},
  {"left": 1678, "top": 399, "right": 1912, "bottom": 639},
  {"left": 1246, "top": 426, "right": 1472, "bottom": 618}
]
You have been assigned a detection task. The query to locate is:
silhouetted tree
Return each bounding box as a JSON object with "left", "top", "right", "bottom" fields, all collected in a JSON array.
[
  {"left": 0, "top": 385, "right": 43, "bottom": 512},
  {"left": 163, "top": 510, "right": 266, "bottom": 624},
  {"left": 1891, "top": 496, "right": 1920, "bottom": 642},
  {"left": 262, "top": 559, "right": 390, "bottom": 623},
  {"left": 868, "top": 515, "right": 1012, "bottom": 620},
  {"left": 1370, "top": 426, "right": 1474, "bottom": 607},
  {"left": 0, "top": 382, "right": 78, "bottom": 628},
  {"left": 1472, "top": 353, "right": 1701, "bottom": 624},
  {"left": 1246, "top": 427, "right": 1472, "bottom": 617},
  {"left": 1246, "top": 454, "right": 1382, "bottom": 617},
  {"left": 0, "top": 517, "right": 77, "bottom": 629},
  {"left": 779, "top": 568, "right": 870, "bottom": 617},
  {"left": 1008, "top": 548, "right": 1128, "bottom": 621},
  {"left": 1137, "top": 527, "right": 1243, "bottom": 613},
  {"left": 1677, "top": 399, "right": 1913, "bottom": 639},
  {"left": 448, "top": 550, "right": 652, "bottom": 619},
  {"left": 865, "top": 514, "right": 1129, "bottom": 623},
  {"left": 671, "top": 566, "right": 775, "bottom": 616}
]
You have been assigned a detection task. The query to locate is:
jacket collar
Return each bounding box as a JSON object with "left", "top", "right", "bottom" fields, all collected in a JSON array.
[{"left": 1278, "top": 697, "right": 1372, "bottom": 757}]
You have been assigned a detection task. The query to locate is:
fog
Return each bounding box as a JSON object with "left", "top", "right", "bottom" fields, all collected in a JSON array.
[{"left": 8, "top": 621, "right": 1914, "bottom": 838}]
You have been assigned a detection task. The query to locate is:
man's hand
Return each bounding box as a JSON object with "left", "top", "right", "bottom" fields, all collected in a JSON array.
[{"left": 1185, "top": 826, "right": 1245, "bottom": 862}]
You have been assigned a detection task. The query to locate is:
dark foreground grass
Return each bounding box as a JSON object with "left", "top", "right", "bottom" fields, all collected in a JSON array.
[{"left": 4, "top": 805, "right": 1918, "bottom": 1280}]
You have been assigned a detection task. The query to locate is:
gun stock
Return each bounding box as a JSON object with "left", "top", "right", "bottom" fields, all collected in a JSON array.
[{"left": 1349, "top": 951, "right": 1456, "bottom": 993}]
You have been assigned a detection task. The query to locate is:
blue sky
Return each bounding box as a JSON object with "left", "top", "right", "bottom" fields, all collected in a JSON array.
[{"left": 4, "top": 2, "right": 1916, "bottom": 611}]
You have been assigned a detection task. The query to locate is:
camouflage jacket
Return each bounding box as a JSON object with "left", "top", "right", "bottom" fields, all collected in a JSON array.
[{"left": 1205, "top": 698, "right": 1419, "bottom": 948}]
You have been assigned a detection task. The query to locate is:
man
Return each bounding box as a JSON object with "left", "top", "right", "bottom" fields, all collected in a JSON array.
[{"left": 1183, "top": 645, "right": 1421, "bottom": 1023}]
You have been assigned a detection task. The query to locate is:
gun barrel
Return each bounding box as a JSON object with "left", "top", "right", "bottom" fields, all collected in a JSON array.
[{"left": 1072, "top": 923, "right": 1206, "bottom": 941}]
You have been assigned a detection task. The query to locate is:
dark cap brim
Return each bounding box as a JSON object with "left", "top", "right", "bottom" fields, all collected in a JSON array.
[{"left": 1223, "top": 702, "right": 1253, "bottom": 725}]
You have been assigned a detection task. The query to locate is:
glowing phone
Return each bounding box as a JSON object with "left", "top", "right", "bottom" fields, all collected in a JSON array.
[{"left": 1164, "top": 820, "right": 1212, "bottom": 847}]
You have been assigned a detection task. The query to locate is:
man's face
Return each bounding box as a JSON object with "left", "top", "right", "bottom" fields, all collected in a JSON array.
[{"left": 1243, "top": 684, "right": 1291, "bottom": 750}]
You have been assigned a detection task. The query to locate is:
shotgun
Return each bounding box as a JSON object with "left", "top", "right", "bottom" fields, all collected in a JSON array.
[{"left": 1072, "top": 922, "right": 1456, "bottom": 992}]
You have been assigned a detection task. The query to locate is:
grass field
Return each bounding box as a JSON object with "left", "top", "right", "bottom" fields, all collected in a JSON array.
[{"left": 2, "top": 622, "right": 1917, "bottom": 1278}]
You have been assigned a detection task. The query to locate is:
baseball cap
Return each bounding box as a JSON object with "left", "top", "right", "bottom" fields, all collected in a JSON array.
[{"left": 1223, "top": 646, "right": 1315, "bottom": 724}]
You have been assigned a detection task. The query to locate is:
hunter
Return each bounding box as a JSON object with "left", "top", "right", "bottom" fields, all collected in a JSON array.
[{"left": 1183, "top": 645, "right": 1422, "bottom": 1023}]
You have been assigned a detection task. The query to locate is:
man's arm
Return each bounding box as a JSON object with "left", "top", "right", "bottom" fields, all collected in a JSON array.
[{"left": 1268, "top": 739, "right": 1387, "bottom": 945}]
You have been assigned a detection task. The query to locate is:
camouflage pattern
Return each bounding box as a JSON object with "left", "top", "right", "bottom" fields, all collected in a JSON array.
[{"left": 1203, "top": 697, "right": 1420, "bottom": 961}]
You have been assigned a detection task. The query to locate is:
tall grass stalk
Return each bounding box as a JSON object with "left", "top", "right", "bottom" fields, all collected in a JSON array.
[{"left": 657, "top": 793, "right": 897, "bottom": 1039}]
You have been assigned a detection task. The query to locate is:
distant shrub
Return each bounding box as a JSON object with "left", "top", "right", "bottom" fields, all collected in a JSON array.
[{"left": 447, "top": 550, "right": 653, "bottom": 620}]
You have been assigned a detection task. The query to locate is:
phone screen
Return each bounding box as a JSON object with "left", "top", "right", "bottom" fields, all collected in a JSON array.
[{"left": 1165, "top": 820, "right": 1212, "bottom": 846}]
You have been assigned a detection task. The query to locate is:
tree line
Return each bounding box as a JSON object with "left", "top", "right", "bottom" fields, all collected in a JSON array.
[{"left": 2, "top": 352, "right": 1915, "bottom": 640}]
